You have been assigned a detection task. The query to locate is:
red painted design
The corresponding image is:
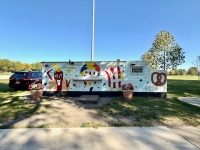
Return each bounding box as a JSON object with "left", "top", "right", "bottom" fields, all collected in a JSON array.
[
  {"left": 94, "top": 81, "right": 96, "bottom": 84},
  {"left": 113, "top": 82, "right": 116, "bottom": 88},
  {"left": 54, "top": 71, "right": 63, "bottom": 91},
  {"left": 117, "top": 66, "right": 121, "bottom": 79},
  {"left": 110, "top": 67, "right": 114, "bottom": 73},
  {"left": 66, "top": 79, "right": 71, "bottom": 87},
  {"left": 47, "top": 69, "right": 53, "bottom": 80},
  {"left": 105, "top": 71, "right": 111, "bottom": 87},
  {"left": 47, "top": 68, "right": 64, "bottom": 91},
  {"left": 73, "top": 84, "right": 77, "bottom": 87},
  {"left": 94, "top": 63, "right": 100, "bottom": 72},
  {"left": 118, "top": 81, "right": 121, "bottom": 88},
  {"left": 117, "top": 66, "right": 122, "bottom": 88},
  {"left": 84, "top": 81, "right": 87, "bottom": 87}
]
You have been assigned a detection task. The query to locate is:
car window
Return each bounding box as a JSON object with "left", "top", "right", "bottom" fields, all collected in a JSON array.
[
  {"left": 37, "top": 72, "right": 42, "bottom": 77},
  {"left": 31, "top": 73, "right": 38, "bottom": 78},
  {"left": 31, "top": 72, "right": 42, "bottom": 78},
  {"left": 12, "top": 72, "right": 28, "bottom": 78}
]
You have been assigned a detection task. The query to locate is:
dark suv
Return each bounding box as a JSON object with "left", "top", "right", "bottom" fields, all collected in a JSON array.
[{"left": 9, "top": 71, "right": 42, "bottom": 89}]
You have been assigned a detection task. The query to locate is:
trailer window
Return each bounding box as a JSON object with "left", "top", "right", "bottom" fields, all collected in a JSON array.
[{"left": 131, "top": 66, "right": 143, "bottom": 74}]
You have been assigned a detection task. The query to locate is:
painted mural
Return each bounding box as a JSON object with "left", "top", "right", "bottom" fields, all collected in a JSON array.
[
  {"left": 45, "top": 63, "right": 70, "bottom": 91},
  {"left": 80, "top": 62, "right": 100, "bottom": 77},
  {"left": 151, "top": 72, "right": 167, "bottom": 86},
  {"left": 42, "top": 61, "right": 167, "bottom": 93},
  {"left": 104, "top": 65, "right": 125, "bottom": 91}
]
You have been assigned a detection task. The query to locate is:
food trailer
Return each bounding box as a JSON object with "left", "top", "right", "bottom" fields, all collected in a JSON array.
[{"left": 42, "top": 60, "right": 167, "bottom": 97}]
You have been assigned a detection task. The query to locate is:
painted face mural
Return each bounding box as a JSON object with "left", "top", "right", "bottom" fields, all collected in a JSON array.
[
  {"left": 80, "top": 62, "right": 101, "bottom": 92},
  {"left": 47, "top": 64, "right": 65, "bottom": 91},
  {"left": 80, "top": 62, "right": 100, "bottom": 77},
  {"left": 54, "top": 70, "right": 63, "bottom": 91}
]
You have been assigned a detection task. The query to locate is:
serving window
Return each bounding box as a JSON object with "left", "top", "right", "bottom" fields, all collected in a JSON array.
[{"left": 131, "top": 65, "right": 143, "bottom": 75}]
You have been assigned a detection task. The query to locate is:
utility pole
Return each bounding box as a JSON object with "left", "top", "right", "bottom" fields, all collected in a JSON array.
[{"left": 91, "top": 0, "right": 95, "bottom": 61}]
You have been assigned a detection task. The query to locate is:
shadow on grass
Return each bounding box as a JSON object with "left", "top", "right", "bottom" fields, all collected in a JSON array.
[
  {"left": 0, "top": 98, "right": 41, "bottom": 129},
  {"left": 99, "top": 97, "right": 200, "bottom": 127},
  {"left": 0, "top": 82, "right": 30, "bottom": 103},
  {"left": 0, "top": 81, "right": 41, "bottom": 129}
]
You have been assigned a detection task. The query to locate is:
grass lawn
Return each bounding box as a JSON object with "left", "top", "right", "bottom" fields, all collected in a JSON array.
[
  {"left": 100, "top": 76, "right": 200, "bottom": 127},
  {"left": 167, "top": 76, "right": 200, "bottom": 98},
  {"left": 99, "top": 97, "right": 200, "bottom": 127},
  {"left": 0, "top": 79, "right": 39, "bottom": 127},
  {"left": 0, "top": 72, "right": 12, "bottom": 75},
  {"left": 168, "top": 75, "right": 200, "bottom": 80},
  {"left": 0, "top": 76, "right": 200, "bottom": 128}
]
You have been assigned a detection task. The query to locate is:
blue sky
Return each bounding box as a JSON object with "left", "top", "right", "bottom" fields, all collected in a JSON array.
[{"left": 0, "top": 0, "right": 200, "bottom": 70}]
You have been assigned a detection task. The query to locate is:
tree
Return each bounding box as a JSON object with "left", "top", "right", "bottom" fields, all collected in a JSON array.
[
  {"left": 0, "top": 59, "right": 12, "bottom": 72},
  {"left": 174, "top": 68, "right": 179, "bottom": 75},
  {"left": 168, "top": 68, "right": 180, "bottom": 75},
  {"left": 0, "top": 59, "right": 42, "bottom": 72},
  {"left": 187, "top": 67, "right": 198, "bottom": 76},
  {"left": 178, "top": 69, "right": 186, "bottom": 75},
  {"left": 141, "top": 30, "right": 185, "bottom": 70},
  {"left": 141, "top": 49, "right": 157, "bottom": 69},
  {"left": 14, "top": 61, "right": 24, "bottom": 71},
  {"left": 192, "top": 56, "right": 200, "bottom": 75},
  {"left": 23, "top": 63, "right": 32, "bottom": 71},
  {"left": 168, "top": 69, "right": 175, "bottom": 75},
  {"left": 31, "top": 62, "right": 42, "bottom": 71}
]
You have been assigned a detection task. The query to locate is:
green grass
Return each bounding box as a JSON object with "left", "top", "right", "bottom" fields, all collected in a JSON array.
[
  {"left": 98, "top": 76, "right": 200, "bottom": 127},
  {"left": 168, "top": 75, "right": 200, "bottom": 80},
  {"left": 99, "top": 97, "right": 200, "bottom": 127},
  {"left": 167, "top": 77, "right": 200, "bottom": 98},
  {"left": 0, "top": 79, "right": 41, "bottom": 128},
  {"left": 81, "top": 122, "right": 106, "bottom": 128},
  {"left": 0, "top": 79, "right": 30, "bottom": 97},
  {"left": 38, "top": 123, "right": 51, "bottom": 128}
]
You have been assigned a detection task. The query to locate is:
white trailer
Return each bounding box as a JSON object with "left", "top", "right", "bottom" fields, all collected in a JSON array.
[{"left": 42, "top": 60, "right": 167, "bottom": 97}]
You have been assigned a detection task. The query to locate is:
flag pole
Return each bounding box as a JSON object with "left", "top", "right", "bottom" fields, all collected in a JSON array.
[{"left": 91, "top": 0, "right": 95, "bottom": 61}]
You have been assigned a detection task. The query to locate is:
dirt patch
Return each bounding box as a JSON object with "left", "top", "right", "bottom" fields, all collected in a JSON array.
[
  {"left": 2, "top": 96, "right": 199, "bottom": 129},
  {"left": 2, "top": 96, "right": 136, "bottom": 128}
]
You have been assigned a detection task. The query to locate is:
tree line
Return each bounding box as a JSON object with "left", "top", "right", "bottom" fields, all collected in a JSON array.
[
  {"left": 0, "top": 59, "right": 42, "bottom": 72},
  {"left": 168, "top": 67, "right": 199, "bottom": 76}
]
